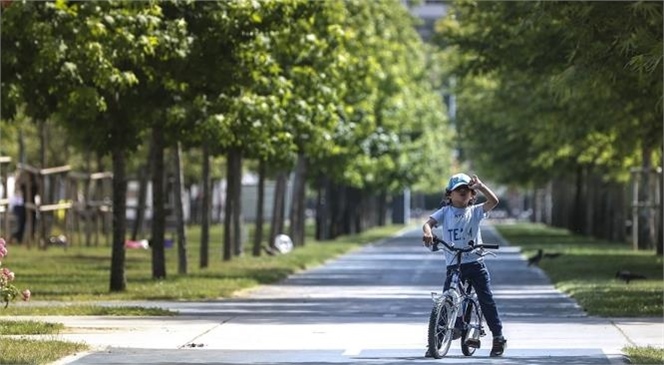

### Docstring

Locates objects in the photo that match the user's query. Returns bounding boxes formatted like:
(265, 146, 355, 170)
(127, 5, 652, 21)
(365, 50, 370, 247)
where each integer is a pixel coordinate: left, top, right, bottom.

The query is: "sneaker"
(490, 336, 507, 357)
(424, 348, 433, 358)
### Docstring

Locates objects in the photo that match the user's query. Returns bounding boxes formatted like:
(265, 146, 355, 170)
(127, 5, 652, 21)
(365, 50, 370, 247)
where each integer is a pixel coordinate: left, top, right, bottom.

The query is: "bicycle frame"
(426, 237, 498, 358)
(432, 247, 481, 338)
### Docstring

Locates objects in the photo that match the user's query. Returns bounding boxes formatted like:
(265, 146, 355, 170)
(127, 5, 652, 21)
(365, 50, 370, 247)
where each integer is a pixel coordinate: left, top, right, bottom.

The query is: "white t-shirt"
(9, 194, 24, 209)
(429, 203, 487, 266)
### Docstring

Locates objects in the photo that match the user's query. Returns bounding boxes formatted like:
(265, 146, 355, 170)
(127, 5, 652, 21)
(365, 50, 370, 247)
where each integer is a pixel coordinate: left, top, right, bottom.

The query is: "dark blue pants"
(443, 261, 503, 337)
(12, 205, 26, 243)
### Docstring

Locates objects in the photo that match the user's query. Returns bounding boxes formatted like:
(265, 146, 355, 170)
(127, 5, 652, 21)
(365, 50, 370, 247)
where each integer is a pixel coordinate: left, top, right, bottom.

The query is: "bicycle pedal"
(464, 337, 481, 348)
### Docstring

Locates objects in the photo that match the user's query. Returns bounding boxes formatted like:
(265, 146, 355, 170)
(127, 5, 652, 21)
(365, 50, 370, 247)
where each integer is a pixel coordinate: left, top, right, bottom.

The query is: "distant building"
(403, 0, 447, 42)
(403, 0, 454, 124)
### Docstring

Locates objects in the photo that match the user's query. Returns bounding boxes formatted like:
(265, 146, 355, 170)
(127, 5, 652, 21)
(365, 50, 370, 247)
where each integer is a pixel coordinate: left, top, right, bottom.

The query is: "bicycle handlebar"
(430, 236, 499, 252)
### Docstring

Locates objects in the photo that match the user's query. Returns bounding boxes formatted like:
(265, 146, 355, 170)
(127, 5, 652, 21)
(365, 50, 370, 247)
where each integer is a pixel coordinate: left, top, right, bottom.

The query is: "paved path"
(13, 224, 662, 364)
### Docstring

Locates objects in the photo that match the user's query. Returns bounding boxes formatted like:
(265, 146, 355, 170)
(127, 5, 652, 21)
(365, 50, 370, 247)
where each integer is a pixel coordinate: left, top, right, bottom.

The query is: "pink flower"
(2, 267, 14, 281)
(0, 236, 29, 306)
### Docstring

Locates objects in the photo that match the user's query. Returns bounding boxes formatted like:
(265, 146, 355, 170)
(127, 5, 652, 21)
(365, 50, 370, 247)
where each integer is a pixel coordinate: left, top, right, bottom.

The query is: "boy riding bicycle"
(422, 173, 507, 357)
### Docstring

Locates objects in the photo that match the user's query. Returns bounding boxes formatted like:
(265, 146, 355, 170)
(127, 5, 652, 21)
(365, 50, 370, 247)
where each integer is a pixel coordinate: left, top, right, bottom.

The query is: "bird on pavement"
(527, 249, 543, 266)
(615, 270, 647, 284)
(262, 245, 278, 256)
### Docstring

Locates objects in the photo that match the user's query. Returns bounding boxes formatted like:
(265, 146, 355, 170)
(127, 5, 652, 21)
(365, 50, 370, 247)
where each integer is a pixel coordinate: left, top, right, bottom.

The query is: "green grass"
(624, 345, 664, 364)
(1, 223, 406, 304)
(495, 222, 663, 317)
(0, 320, 64, 335)
(0, 305, 175, 316)
(0, 338, 88, 364)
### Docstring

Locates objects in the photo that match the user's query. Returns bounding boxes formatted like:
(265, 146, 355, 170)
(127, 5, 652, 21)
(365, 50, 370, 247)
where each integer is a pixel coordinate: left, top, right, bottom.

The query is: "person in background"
(9, 188, 25, 244)
(11, 170, 38, 244)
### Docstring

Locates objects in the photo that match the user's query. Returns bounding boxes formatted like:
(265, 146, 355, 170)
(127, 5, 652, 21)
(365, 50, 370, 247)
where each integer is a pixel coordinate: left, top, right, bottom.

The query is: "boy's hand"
(468, 175, 484, 190)
(422, 231, 434, 247)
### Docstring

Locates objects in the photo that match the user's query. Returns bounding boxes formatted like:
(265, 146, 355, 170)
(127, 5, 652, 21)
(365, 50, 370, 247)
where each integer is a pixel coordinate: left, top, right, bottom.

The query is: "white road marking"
(342, 347, 362, 356)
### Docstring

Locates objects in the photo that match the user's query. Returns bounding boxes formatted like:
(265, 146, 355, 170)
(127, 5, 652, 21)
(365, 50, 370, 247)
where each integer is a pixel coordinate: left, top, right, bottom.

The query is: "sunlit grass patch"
(0, 305, 176, 316)
(2, 223, 406, 309)
(0, 337, 88, 364)
(558, 281, 663, 317)
(0, 320, 63, 335)
(624, 345, 664, 364)
(495, 222, 663, 317)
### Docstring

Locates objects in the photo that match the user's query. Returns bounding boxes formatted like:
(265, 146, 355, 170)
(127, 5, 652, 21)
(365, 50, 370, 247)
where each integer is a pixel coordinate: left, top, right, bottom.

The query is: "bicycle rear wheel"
(427, 297, 454, 358)
(461, 299, 481, 356)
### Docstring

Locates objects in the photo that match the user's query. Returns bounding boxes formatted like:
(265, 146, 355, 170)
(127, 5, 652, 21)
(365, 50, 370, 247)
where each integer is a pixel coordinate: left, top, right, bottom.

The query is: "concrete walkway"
(8, 223, 663, 364)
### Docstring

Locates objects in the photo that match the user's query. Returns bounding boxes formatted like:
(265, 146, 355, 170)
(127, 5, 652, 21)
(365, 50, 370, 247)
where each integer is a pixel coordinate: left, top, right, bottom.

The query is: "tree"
(307, 0, 453, 238)
(18, 1, 191, 289)
(434, 1, 662, 248)
(179, 0, 302, 260)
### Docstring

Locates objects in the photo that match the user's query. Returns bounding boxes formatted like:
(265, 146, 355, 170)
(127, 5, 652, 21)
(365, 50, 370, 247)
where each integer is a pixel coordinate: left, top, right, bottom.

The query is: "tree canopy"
(435, 1, 662, 186)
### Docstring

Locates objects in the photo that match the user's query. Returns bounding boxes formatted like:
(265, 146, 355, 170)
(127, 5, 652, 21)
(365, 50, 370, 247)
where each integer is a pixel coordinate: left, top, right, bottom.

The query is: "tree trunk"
(173, 142, 188, 275)
(39, 120, 47, 168)
(83, 173, 93, 247)
(253, 160, 265, 257)
(637, 147, 654, 249)
(584, 169, 595, 236)
(18, 127, 26, 164)
(658, 147, 663, 255)
(357, 189, 365, 233)
(132, 142, 154, 240)
(377, 190, 387, 226)
(269, 172, 287, 248)
(151, 127, 167, 279)
(571, 165, 586, 234)
(315, 177, 330, 240)
(38, 120, 47, 247)
(223, 154, 234, 261)
(612, 181, 627, 243)
(216, 180, 223, 224)
(231, 149, 243, 257)
(550, 179, 559, 228)
(96, 152, 107, 243)
(592, 173, 606, 239)
(289, 154, 307, 247)
(556, 176, 571, 229)
(200, 144, 211, 268)
(348, 189, 358, 234)
(330, 183, 346, 239)
(109, 145, 127, 292)
(343, 187, 353, 235)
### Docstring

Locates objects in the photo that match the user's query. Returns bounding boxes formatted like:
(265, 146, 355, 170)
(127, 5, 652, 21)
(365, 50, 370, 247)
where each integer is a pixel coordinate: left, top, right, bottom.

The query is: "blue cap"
(446, 173, 471, 191)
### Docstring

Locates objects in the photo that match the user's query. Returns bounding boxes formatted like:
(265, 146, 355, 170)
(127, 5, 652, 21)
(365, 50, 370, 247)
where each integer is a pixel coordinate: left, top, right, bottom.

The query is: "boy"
(422, 173, 507, 357)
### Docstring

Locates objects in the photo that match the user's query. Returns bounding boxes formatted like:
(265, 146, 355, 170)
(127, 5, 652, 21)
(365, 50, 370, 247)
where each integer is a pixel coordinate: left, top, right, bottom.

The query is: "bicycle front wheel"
(427, 297, 454, 358)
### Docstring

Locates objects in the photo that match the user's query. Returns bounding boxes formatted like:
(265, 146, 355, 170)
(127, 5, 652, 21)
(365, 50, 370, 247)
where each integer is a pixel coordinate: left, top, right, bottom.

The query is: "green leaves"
(2, 0, 451, 194)
(309, 0, 452, 192)
(435, 1, 663, 185)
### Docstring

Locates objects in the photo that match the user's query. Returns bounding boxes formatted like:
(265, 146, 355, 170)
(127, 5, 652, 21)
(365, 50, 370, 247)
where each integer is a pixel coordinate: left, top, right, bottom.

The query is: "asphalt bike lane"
(55, 223, 637, 364)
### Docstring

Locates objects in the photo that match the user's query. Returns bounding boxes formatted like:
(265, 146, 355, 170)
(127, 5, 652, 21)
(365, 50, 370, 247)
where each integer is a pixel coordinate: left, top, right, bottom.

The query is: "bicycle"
(426, 236, 499, 359)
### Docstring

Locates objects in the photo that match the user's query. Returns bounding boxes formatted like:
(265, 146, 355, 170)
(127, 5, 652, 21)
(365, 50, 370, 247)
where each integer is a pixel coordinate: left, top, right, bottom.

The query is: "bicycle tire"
(461, 299, 481, 356)
(427, 297, 454, 358)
